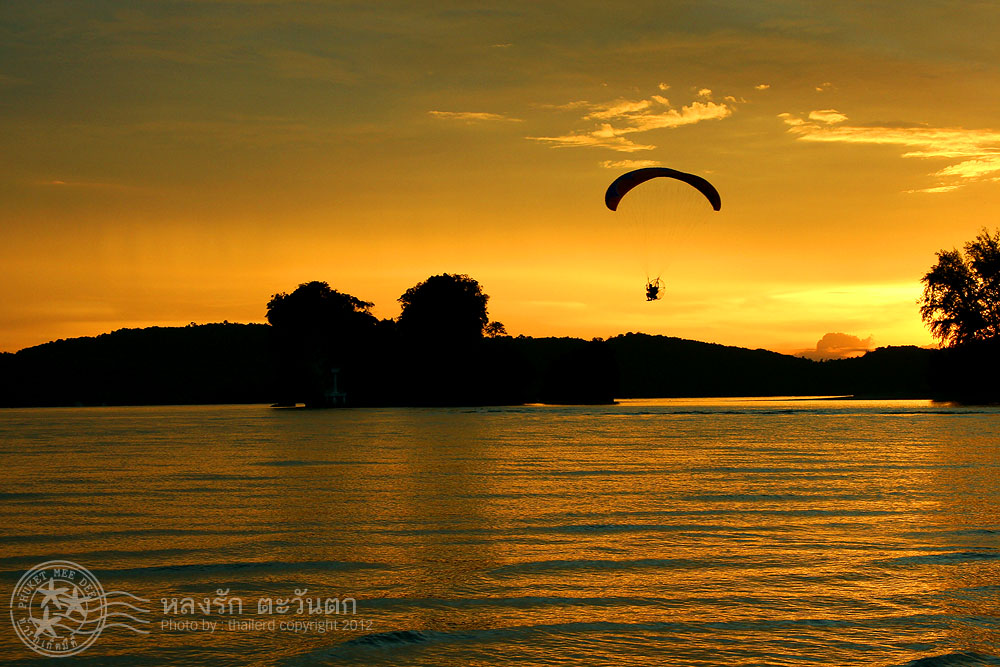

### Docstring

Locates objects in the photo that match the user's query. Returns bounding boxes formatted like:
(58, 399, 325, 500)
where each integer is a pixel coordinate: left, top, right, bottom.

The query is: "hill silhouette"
(0, 324, 275, 407)
(0, 325, 948, 408)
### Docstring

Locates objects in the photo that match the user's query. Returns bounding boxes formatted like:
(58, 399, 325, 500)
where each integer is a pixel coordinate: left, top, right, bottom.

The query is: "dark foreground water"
(1, 399, 999, 666)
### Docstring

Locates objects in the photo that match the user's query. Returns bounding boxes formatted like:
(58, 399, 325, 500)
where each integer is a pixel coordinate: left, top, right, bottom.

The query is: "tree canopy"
(397, 273, 491, 343)
(920, 228, 1000, 347)
(266, 281, 376, 335)
(265, 281, 378, 406)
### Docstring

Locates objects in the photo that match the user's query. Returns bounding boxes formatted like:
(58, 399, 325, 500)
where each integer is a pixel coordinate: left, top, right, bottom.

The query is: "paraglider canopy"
(605, 167, 721, 212)
(604, 167, 721, 302)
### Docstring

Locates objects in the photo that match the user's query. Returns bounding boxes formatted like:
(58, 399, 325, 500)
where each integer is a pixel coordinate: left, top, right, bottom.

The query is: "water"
(1, 399, 999, 666)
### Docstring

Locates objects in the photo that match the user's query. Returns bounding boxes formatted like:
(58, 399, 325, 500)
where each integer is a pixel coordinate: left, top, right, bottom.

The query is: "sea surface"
(1, 399, 999, 666)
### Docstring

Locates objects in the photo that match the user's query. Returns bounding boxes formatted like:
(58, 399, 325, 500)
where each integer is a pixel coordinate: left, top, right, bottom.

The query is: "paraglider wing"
(605, 167, 721, 212)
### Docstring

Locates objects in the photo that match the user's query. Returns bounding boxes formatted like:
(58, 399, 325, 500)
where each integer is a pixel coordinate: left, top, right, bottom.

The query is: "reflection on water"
(1, 399, 999, 665)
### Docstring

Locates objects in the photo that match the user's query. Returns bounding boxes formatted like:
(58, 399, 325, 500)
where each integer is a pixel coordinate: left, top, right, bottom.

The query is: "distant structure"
(321, 367, 347, 407)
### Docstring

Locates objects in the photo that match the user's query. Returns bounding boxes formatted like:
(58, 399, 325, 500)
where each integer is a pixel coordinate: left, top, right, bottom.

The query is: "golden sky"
(4, 2, 1000, 355)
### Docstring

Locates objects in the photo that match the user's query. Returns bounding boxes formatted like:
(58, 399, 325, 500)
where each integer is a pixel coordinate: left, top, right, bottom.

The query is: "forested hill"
(606, 333, 935, 398)
(0, 324, 945, 407)
(0, 324, 275, 407)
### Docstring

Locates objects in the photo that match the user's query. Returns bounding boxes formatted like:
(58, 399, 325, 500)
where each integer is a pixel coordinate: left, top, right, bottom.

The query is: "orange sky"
(4, 2, 1000, 356)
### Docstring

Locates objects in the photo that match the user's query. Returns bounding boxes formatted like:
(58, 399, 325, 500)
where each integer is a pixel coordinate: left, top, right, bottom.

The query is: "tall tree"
(267, 281, 376, 345)
(920, 228, 1000, 346)
(266, 281, 377, 405)
(395, 274, 507, 405)
(397, 273, 490, 344)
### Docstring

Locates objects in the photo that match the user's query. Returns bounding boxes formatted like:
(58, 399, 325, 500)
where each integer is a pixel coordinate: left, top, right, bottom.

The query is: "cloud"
(585, 99, 652, 120)
(628, 101, 732, 131)
(533, 100, 593, 111)
(530, 88, 733, 153)
(600, 159, 662, 169)
(935, 158, 1000, 178)
(797, 332, 874, 360)
(755, 84, 770, 91)
(697, 88, 712, 98)
(29, 179, 135, 191)
(779, 109, 1000, 191)
(906, 185, 962, 194)
(428, 110, 521, 122)
(777, 112, 804, 127)
(815, 81, 834, 92)
(529, 125, 655, 152)
(658, 83, 670, 91)
(808, 109, 847, 124)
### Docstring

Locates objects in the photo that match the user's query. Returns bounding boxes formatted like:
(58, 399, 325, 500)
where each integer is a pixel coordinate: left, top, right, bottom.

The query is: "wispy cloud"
(906, 185, 961, 194)
(585, 99, 652, 120)
(29, 178, 135, 191)
(600, 159, 662, 169)
(428, 110, 521, 122)
(529, 88, 734, 153)
(807, 109, 847, 124)
(530, 125, 656, 152)
(780, 109, 1000, 192)
(754, 83, 770, 91)
(629, 101, 731, 131)
(533, 100, 592, 111)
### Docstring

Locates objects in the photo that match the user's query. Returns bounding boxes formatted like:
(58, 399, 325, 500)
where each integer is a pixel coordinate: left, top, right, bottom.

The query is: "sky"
(4, 1, 1000, 356)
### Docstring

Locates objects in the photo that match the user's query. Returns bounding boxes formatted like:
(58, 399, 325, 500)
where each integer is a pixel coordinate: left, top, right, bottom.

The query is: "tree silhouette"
(920, 228, 1000, 346)
(484, 321, 508, 338)
(397, 273, 490, 343)
(267, 281, 375, 334)
(266, 281, 377, 405)
(393, 274, 501, 405)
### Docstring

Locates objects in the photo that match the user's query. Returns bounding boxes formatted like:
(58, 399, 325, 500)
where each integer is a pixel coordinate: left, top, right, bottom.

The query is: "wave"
(884, 551, 1000, 566)
(90, 559, 388, 579)
(891, 652, 1000, 666)
(170, 472, 278, 481)
(288, 615, 953, 663)
(533, 522, 728, 534)
(1, 526, 259, 546)
(488, 556, 783, 575)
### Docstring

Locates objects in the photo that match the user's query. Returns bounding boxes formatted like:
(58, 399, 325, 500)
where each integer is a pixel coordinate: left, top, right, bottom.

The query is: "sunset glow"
(5, 3, 1000, 354)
